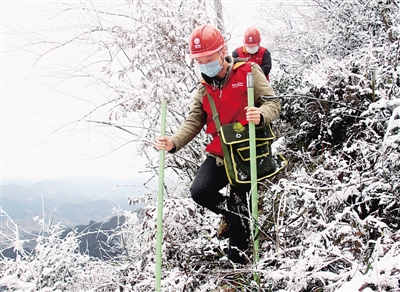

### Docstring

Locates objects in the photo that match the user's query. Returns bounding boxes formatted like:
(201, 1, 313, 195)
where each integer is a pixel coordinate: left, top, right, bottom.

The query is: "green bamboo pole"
(247, 72, 260, 284)
(155, 99, 167, 292)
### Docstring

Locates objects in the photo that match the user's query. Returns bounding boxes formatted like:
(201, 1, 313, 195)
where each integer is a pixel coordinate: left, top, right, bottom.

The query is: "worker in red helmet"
(156, 24, 280, 264)
(232, 27, 272, 81)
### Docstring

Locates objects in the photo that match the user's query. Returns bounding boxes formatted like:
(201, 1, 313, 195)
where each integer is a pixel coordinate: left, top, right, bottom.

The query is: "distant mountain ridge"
(1, 178, 148, 230)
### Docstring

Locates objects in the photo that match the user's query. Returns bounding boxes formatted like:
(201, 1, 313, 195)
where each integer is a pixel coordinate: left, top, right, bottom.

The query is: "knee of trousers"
(190, 187, 207, 206)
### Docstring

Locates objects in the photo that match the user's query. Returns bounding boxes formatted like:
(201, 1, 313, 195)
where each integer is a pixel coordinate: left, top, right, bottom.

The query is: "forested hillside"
(1, 1, 399, 291)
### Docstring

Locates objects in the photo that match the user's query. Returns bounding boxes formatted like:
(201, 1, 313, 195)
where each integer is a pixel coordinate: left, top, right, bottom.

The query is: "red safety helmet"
(243, 27, 261, 47)
(189, 24, 225, 59)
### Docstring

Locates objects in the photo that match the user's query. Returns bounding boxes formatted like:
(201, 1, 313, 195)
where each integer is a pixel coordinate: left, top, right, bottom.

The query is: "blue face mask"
(198, 59, 223, 77)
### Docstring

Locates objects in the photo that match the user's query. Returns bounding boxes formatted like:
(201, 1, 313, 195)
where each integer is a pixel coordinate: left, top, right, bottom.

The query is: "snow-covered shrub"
(0, 210, 114, 291)
(2, 0, 400, 291)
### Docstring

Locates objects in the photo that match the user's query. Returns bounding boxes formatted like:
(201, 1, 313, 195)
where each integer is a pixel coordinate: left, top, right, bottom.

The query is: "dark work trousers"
(190, 156, 251, 263)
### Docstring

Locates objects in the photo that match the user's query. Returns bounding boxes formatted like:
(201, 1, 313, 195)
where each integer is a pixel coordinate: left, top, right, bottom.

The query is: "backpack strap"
(206, 92, 222, 134)
(206, 92, 236, 179)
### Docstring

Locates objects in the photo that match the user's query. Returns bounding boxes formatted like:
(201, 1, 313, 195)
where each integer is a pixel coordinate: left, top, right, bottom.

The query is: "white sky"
(0, 1, 262, 183)
(1, 1, 142, 182)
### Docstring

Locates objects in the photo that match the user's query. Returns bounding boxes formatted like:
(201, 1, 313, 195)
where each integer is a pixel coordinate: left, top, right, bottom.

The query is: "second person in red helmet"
(232, 27, 272, 81)
(156, 24, 280, 264)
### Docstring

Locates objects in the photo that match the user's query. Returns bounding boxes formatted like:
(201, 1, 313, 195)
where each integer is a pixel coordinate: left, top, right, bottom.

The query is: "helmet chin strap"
(213, 53, 230, 85)
(218, 50, 224, 62)
(218, 50, 227, 71)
